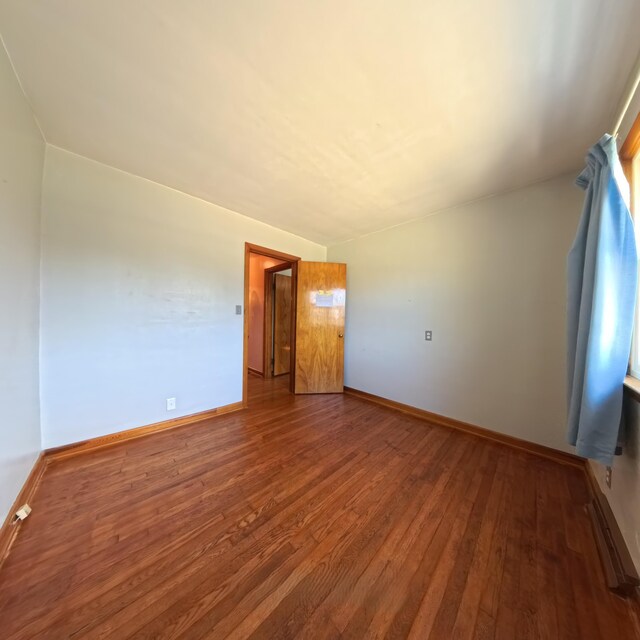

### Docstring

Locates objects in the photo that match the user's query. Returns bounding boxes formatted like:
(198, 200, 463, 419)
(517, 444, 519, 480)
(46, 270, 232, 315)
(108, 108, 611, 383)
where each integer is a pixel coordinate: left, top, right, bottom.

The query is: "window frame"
(621, 111, 640, 380)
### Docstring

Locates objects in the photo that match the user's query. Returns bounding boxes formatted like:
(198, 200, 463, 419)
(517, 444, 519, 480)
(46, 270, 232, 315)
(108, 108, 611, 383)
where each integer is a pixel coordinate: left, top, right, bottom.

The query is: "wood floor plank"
(0, 374, 637, 639)
(327, 434, 466, 637)
(427, 443, 500, 639)
(399, 443, 492, 639)
(223, 430, 448, 639)
(450, 448, 508, 639)
(310, 432, 463, 634)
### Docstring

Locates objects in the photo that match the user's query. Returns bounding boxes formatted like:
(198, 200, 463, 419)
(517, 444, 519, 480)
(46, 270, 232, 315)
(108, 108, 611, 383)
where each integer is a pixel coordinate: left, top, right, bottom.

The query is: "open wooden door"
(273, 273, 292, 375)
(294, 262, 346, 394)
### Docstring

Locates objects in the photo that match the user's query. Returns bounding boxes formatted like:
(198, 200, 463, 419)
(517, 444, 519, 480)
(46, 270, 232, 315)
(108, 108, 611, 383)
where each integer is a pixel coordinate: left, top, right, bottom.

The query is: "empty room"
(2, 2, 640, 638)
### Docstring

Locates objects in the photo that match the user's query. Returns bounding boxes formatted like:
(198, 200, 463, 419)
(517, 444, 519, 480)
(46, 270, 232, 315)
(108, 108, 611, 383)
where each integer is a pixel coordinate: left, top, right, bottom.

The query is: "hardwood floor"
(1, 376, 638, 639)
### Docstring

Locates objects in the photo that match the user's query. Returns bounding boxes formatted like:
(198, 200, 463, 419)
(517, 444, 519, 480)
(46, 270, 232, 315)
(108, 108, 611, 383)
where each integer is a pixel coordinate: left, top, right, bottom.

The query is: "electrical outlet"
(166, 397, 176, 411)
(605, 466, 612, 488)
(12, 503, 31, 524)
(425, 330, 432, 341)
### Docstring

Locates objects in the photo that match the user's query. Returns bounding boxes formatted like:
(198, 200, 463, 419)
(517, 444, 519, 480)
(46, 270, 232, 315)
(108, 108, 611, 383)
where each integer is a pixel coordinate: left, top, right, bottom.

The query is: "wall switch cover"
(167, 397, 176, 411)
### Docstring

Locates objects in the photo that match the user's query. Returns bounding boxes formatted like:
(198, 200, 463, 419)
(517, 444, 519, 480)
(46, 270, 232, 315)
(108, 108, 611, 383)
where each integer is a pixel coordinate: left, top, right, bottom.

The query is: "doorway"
(264, 265, 293, 379)
(243, 243, 300, 406)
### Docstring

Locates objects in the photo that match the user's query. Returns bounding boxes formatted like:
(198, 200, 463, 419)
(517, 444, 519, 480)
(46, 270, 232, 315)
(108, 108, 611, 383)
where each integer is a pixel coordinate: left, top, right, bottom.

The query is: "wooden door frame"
(243, 243, 300, 406)
(263, 263, 294, 379)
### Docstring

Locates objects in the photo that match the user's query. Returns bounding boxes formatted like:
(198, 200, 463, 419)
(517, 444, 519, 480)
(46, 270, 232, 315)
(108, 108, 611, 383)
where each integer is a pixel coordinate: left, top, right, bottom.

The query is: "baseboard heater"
(587, 486, 640, 596)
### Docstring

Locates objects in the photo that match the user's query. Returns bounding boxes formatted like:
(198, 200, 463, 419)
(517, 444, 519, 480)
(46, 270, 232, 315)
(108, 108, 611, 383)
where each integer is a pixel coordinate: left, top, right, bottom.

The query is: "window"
(622, 112, 640, 378)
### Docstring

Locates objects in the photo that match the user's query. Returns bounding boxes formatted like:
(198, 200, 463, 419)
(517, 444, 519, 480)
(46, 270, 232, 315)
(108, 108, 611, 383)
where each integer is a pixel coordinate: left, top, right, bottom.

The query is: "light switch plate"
(167, 397, 176, 411)
(235, 305, 242, 315)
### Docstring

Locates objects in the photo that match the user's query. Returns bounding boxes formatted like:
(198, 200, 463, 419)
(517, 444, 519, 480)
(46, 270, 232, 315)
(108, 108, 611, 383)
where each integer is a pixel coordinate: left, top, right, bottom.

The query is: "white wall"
(328, 173, 582, 452)
(40, 146, 325, 448)
(0, 41, 44, 518)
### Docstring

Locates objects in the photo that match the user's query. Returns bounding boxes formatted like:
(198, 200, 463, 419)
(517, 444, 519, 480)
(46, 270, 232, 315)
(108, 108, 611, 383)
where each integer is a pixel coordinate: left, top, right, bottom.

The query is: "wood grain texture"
(621, 109, 640, 216)
(1, 375, 638, 639)
(620, 109, 640, 162)
(294, 261, 346, 394)
(263, 270, 274, 380)
(344, 386, 585, 468)
(273, 273, 292, 376)
(263, 262, 293, 380)
(0, 453, 47, 571)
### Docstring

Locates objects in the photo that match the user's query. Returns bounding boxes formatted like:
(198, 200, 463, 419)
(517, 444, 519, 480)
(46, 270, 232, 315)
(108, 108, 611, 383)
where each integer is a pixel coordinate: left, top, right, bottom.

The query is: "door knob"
(338, 333, 344, 338)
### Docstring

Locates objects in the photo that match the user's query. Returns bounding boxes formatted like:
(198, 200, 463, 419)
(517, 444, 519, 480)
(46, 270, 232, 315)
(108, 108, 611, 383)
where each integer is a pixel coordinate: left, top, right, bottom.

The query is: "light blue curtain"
(567, 134, 638, 465)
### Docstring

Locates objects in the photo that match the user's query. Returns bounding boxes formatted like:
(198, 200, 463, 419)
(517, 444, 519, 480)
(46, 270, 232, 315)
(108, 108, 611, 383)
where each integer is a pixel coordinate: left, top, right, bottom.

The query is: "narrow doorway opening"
(243, 243, 300, 406)
(263, 264, 293, 379)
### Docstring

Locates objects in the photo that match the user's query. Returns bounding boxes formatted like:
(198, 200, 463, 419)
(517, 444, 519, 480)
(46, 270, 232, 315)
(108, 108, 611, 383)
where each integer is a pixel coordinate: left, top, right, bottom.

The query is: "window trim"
(621, 110, 640, 383)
